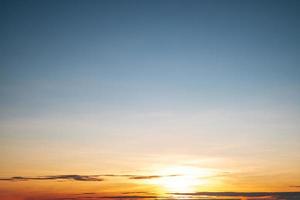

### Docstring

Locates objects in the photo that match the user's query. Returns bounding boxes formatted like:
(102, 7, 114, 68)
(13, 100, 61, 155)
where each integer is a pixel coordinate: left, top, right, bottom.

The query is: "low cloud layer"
(0, 175, 104, 182)
(170, 192, 300, 199)
(24, 192, 300, 200)
(0, 174, 179, 182)
(121, 192, 156, 195)
(129, 175, 179, 180)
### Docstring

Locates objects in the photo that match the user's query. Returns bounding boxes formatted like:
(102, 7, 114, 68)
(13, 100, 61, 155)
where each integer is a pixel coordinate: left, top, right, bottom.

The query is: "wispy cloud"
(121, 192, 156, 195)
(170, 192, 300, 198)
(74, 193, 97, 195)
(99, 174, 180, 180)
(129, 174, 179, 180)
(0, 175, 103, 182)
(88, 196, 158, 199)
(99, 174, 133, 177)
(0, 174, 179, 182)
(15, 192, 300, 200)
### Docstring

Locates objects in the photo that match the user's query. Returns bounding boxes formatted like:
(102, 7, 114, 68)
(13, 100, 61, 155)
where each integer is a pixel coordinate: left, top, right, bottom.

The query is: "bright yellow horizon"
(1, 160, 300, 199)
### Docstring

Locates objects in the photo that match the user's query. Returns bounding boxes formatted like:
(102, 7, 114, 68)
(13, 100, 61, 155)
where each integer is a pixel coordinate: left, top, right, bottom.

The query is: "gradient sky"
(0, 0, 300, 199)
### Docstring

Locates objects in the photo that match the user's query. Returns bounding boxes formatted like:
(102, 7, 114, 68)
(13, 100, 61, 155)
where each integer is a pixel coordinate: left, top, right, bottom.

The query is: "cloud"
(170, 192, 269, 197)
(0, 173, 179, 182)
(19, 192, 300, 200)
(129, 175, 162, 180)
(121, 192, 156, 195)
(129, 174, 179, 180)
(170, 192, 300, 198)
(0, 175, 103, 182)
(290, 186, 300, 188)
(74, 193, 97, 195)
(91, 196, 158, 199)
(97, 174, 179, 180)
(100, 174, 133, 177)
(33, 197, 160, 200)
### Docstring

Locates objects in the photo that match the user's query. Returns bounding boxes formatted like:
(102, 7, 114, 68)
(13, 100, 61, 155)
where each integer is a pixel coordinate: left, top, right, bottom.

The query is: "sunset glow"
(146, 166, 212, 193)
(1, 0, 300, 200)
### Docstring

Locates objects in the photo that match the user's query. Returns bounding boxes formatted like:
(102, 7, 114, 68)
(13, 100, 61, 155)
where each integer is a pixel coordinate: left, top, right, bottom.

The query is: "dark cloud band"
(0, 174, 179, 182)
(0, 175, 103, 182)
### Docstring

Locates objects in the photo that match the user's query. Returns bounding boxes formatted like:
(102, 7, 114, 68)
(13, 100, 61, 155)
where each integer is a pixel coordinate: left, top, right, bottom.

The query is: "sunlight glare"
(147, 166, 213, 193)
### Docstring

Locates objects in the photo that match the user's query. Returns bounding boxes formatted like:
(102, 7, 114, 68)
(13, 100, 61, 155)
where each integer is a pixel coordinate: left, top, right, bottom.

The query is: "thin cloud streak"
(129, 175, 179, 180)
(121, 192, 156, 195)
(0, 174, 180, 182)
(170, 192, 300, 198)
(24, 193, 300, 200)
(0, 175, 104, 182)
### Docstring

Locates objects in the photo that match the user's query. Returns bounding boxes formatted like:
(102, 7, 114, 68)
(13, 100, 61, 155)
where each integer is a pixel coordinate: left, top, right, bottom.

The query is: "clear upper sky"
(0, 0, 300, 197)
(1, 0, 299, 117)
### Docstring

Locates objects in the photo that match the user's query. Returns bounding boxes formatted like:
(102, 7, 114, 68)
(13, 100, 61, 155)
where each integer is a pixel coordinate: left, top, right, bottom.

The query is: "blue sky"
(1, 0, 299, 119)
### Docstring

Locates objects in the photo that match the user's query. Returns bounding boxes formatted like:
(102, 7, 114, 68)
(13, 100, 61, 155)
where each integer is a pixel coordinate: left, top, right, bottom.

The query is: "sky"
(0, 0, 300, 199)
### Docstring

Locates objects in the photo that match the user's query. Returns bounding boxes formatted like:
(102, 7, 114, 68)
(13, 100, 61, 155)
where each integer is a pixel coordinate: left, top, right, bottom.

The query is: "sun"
(158, 174, 198, 193)
(145, 166, 212, 193)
